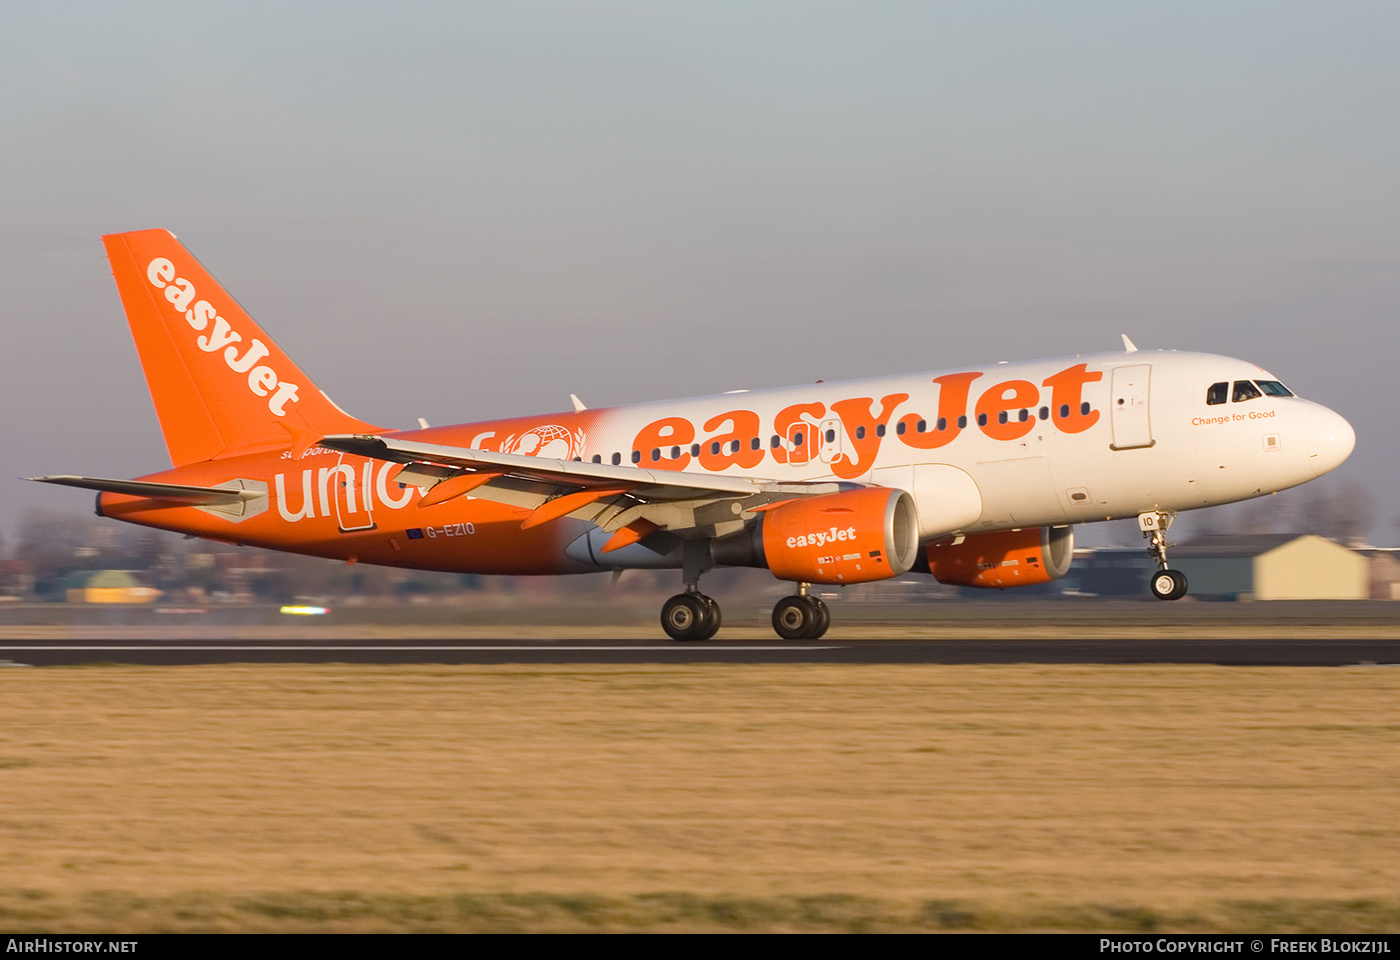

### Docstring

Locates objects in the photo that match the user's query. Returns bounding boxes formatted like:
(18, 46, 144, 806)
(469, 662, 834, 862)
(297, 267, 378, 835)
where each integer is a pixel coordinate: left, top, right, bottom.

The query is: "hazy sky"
(3, 2, 1397, 544)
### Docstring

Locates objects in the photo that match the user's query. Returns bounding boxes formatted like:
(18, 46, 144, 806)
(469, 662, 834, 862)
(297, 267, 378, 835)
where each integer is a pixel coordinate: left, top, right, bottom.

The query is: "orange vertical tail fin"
(103, 229, 379, 465)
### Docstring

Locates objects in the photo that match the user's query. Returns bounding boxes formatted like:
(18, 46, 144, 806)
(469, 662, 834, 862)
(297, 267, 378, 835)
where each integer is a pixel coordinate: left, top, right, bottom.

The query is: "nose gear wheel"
(1150, 568, 1188, 601)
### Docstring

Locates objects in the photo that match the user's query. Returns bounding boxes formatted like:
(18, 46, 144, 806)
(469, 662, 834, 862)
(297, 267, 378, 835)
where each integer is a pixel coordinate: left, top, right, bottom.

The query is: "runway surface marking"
(0, 644, 838, 652)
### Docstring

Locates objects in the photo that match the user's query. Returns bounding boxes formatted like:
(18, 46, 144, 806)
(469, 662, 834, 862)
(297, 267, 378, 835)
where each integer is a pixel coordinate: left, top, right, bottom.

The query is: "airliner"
(32, 230, 1356, 640)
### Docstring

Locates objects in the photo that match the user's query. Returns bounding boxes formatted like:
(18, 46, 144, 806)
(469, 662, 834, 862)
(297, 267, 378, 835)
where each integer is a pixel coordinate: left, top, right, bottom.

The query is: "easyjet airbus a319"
(33, 230, 1356, 639)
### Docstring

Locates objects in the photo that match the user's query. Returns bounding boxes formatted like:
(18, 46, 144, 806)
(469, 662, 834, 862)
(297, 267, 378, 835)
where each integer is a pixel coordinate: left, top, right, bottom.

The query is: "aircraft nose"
(1308, 405, 1355, 478)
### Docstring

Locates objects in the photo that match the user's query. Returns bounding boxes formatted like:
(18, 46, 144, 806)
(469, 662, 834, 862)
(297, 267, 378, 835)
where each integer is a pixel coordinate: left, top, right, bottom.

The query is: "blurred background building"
(1, 500, 1395, 608)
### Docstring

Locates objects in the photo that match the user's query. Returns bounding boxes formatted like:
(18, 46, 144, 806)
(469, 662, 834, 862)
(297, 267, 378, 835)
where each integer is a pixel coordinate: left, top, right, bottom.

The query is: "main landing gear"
(658, 557, 831, 641)
(660, 541, 722, 642)
(1140, 510, 1188, 601)
(659, 587, 832, 642)
(660, 590, 721, 642)
(772, 585, 830, 640)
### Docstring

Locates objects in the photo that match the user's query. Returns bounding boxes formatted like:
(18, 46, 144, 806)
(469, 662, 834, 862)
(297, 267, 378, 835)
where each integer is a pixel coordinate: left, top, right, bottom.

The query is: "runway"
(3, 636, 1399, 666)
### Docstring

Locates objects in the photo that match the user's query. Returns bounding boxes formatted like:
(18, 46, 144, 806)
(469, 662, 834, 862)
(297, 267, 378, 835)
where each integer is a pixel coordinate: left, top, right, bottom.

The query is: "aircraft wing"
(320, 434, 853, 545)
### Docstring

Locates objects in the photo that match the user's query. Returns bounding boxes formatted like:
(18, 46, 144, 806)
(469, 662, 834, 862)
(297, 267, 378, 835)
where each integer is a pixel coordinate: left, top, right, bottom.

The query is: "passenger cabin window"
(1233, 380, 1263, 402)
(1256, 380, 1294, 397)
(1206, 382, 1228, 405)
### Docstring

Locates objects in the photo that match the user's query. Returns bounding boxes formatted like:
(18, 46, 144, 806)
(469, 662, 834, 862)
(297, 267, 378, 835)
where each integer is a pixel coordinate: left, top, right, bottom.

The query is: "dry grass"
(1, 663, 1398, 931)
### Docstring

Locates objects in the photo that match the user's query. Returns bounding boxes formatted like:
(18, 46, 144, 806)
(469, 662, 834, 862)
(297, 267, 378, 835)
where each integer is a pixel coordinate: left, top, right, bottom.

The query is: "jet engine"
(712, 487, 919, 584)
(923, 526, 1074, 589)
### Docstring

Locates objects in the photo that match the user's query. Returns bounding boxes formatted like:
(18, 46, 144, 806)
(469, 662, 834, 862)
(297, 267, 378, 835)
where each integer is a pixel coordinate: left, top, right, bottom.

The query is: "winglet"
(1121, 334, 1138, 353)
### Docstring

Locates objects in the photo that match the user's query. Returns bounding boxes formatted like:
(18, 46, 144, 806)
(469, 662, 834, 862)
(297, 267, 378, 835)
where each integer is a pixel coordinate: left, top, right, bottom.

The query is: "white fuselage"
(540, 349, 1354, 541)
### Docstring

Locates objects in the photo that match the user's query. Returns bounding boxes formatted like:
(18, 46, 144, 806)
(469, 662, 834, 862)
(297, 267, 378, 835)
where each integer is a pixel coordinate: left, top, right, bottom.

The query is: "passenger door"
(1109, 364, 1153, 450)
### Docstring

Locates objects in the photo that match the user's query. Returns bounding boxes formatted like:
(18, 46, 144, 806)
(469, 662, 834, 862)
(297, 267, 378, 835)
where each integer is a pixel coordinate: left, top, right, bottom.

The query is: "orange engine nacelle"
(755, 487, 919, 585)
(924, 526, 1074, 589)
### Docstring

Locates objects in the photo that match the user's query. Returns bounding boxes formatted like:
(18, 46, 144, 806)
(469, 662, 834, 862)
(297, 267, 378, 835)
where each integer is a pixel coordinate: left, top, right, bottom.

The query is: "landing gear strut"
(660, 541, 721, 642)
(1140, 511, 1188, 601)
(772, 584, 830, 640)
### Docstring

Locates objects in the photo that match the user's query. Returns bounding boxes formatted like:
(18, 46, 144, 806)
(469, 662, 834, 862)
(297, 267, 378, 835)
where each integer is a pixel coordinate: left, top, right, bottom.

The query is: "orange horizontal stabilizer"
(600, 518, 659, 553)
(27, 475, 260, 505)
(521, 486, 633, 530)
(417, 471, 504, 509)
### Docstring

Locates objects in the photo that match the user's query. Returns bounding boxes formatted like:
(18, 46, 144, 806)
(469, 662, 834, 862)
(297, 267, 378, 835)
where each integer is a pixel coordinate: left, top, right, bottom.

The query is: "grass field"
(1, 662, 1398, 931)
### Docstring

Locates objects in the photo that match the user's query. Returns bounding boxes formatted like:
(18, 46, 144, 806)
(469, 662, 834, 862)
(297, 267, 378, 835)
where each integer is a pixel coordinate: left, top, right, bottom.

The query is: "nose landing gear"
(1140, 510, 1188, 600)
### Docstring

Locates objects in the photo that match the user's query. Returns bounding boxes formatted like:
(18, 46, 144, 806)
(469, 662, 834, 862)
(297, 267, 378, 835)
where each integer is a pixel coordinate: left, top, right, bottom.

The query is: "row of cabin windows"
(586, 402, 1095, 464)
(1206, 379, 1295, 406)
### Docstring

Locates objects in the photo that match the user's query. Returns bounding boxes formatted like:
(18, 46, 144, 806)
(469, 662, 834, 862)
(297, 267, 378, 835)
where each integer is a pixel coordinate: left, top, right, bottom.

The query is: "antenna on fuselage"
(1121, 334, 1139, 353)
(570, 394, 587, 412)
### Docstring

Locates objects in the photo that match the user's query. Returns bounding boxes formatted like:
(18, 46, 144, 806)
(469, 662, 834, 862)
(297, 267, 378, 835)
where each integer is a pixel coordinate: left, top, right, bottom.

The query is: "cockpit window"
(1255, 380, 1294, 397)
(1232, 380, 1263, 402)
(1206, 382, 1228, 405)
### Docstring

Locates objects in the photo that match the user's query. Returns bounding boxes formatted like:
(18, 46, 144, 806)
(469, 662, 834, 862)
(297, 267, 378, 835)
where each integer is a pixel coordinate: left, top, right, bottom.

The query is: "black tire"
(661, 594, 710, 641)
(1168, 569, 1189, 601)
(1149, 569, 1188, 601)
(698, 594, 722, 641)
(809, 596, 830, 640)
(772, 595, 820, 640)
